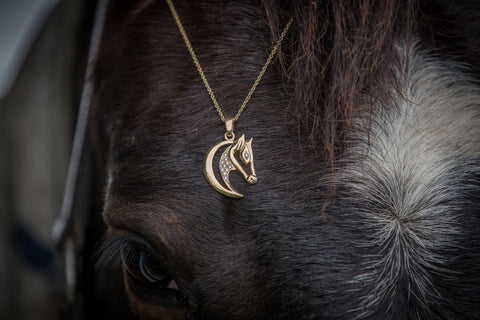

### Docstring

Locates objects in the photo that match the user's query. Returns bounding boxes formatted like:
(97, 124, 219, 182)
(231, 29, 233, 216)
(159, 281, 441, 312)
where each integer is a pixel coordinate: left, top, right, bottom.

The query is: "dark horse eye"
(122, 246, 179, 291)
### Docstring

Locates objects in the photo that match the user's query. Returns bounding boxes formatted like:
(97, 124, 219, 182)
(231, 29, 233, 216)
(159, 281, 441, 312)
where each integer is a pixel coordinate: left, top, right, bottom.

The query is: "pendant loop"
(225, 119, 235, 141)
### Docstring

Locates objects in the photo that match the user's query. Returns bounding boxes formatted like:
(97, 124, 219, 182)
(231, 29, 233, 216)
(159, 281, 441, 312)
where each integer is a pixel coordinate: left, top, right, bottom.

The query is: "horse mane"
(93, 0, 417, 167)
(262, 0, 415, 163)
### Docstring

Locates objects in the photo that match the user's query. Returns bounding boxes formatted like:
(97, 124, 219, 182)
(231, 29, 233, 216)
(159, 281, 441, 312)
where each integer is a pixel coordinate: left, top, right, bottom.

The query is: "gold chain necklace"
(167, 0, 293, 198)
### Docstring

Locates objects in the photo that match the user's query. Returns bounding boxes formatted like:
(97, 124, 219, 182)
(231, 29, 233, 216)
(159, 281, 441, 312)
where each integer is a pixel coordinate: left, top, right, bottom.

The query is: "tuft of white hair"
(342, 41, 480, 318)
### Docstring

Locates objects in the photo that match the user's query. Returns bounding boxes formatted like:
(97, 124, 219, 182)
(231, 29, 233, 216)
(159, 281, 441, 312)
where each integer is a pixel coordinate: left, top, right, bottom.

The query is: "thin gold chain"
(166, 0, 293, 123)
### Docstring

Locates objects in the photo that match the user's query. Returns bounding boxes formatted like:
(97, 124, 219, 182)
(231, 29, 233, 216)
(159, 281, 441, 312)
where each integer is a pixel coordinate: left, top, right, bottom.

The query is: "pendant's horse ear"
(235, 134, 246, 150)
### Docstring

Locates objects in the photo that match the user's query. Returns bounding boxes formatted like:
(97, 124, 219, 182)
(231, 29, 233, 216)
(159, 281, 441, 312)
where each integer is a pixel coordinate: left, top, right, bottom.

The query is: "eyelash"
(96, 234, 180, 293)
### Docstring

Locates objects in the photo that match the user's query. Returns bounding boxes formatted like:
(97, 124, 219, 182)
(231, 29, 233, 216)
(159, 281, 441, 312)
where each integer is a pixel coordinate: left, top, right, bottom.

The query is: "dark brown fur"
(94, 0, 419, 163)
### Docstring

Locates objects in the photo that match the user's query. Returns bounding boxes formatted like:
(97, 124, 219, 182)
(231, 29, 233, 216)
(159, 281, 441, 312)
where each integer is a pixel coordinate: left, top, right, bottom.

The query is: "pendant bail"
(225, 119, 235, 141)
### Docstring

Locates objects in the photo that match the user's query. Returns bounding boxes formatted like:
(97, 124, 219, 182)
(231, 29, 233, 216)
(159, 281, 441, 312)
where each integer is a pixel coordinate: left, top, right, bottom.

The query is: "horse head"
(229, 135, 257, 185)
(75, 1, 480, 319)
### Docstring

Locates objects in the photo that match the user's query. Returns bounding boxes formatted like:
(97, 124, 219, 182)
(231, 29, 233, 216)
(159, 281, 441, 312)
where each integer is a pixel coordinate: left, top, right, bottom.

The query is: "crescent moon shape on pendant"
(203, 140, 244, 198)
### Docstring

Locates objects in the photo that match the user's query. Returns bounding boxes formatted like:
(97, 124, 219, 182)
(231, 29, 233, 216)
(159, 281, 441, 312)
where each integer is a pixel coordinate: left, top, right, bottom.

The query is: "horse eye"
(122, 246, 179, 291)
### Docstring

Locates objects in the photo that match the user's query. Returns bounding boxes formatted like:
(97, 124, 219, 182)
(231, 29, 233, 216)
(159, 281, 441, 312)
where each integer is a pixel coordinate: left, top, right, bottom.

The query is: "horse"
(53, 0, 480, 319)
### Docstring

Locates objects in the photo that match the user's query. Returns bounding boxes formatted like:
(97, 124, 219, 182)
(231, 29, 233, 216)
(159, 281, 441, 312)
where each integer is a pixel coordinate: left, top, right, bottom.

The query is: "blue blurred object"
(0, 0, 59, 99)
(13, 222, 55, 279)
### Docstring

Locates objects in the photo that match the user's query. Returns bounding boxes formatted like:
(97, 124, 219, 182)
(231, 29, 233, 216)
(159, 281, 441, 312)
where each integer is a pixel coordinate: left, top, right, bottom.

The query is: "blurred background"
(0, 0, 92, 318)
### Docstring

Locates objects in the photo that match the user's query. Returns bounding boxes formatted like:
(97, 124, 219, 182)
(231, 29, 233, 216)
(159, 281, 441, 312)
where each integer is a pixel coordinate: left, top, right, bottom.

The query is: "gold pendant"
(203, 120, 257, 198)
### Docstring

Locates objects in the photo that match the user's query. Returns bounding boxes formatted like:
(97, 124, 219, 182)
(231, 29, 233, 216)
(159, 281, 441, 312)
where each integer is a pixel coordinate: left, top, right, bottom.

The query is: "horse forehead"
(96, 0, 274, 129)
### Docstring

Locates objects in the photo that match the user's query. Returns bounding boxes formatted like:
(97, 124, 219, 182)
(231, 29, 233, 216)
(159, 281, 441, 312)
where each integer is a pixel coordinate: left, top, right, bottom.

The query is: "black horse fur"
(79, 0, 480, 319)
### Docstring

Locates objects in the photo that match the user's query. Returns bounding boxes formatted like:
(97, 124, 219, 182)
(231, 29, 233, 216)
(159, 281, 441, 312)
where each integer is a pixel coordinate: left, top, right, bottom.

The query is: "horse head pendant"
(203, 133, 257, 198)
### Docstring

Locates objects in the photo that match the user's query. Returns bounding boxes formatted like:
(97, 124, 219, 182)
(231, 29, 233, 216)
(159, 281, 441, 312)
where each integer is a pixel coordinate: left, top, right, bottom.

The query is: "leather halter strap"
(52, 0, 108, 310)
